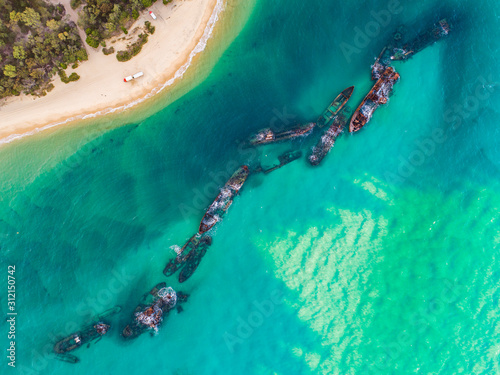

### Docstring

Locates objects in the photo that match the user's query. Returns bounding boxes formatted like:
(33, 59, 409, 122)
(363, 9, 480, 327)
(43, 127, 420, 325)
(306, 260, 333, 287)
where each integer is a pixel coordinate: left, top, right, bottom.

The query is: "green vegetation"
(0, 0, 88, 98)
(116, 33, 148, 62)
(70, 0, 82, 10)
(0, 0, 172, 99)
(144, 20, 155, 34)
(78, 0, 160, 47)
(115, 19, 157, 62)
(58, 69, 80, 83)
(102, 46, 115, 55)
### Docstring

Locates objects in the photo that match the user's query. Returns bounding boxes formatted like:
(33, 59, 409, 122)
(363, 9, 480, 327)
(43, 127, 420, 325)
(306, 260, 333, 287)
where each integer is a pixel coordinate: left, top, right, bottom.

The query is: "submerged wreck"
(178, 237, 211, 283)
(255, 150, 303, 174)
(391, 19, 450, 61)
(309, 114, 348, 166)
(349, 67, 400, 133)
(317, 86, 354, 128)
(54, 306, 121, 363)
(163, 235, 212, 277)
(199, 165, 250, 234)
(248, 123, 315, 146)
(372, 19, 451, 80)
(163, 234, 212, 283)
(122, 283, 184, 339)
(264, 150, 302, 174)
(371, 46, 389, 81)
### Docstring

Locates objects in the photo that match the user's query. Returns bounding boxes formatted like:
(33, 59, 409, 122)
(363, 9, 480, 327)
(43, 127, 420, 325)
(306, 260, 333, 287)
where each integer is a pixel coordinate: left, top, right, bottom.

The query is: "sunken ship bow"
(199, 165, 250, 234)
(349, 66, 400, 133)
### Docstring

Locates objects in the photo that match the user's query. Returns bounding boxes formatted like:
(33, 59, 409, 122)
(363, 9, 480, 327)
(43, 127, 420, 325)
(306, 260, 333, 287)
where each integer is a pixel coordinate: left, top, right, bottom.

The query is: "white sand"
(0, 0, 219, 142)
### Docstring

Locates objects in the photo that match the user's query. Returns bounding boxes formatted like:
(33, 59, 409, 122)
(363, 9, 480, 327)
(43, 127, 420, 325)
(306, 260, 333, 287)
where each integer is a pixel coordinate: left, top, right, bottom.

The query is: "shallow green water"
(1, 0, 500, 374)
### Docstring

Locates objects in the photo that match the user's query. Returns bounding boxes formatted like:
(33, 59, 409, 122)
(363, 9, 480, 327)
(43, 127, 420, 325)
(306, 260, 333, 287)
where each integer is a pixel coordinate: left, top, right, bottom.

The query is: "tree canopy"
(0, 0, 88, 98)
(78, 0, 158, 48)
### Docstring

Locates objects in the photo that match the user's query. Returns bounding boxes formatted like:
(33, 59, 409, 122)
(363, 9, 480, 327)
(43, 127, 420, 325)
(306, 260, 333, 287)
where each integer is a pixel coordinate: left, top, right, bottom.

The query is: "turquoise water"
(1, 0, 500, 373)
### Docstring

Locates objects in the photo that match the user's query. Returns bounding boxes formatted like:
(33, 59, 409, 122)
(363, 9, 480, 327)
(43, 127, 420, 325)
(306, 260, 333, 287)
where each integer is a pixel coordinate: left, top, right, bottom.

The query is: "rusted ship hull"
(371, 46, 389, 80)
(309, 114, 348, 166)
(349, 67, 400, 133)
(199, 166, 250, 234)
(53, 306, 120, 363)
(122, 283, 178, 340)
(317, 86, 354, 128)
(163, 235, 212, 277)
(162, 235, 211, 281)
(249, 123, 315, 146)
(178, 240, 210, 283)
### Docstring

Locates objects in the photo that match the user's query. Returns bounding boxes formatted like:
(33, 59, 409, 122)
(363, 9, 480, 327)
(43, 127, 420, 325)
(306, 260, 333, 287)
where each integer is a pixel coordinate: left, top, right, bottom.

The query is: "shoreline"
(0, 0, 224, 145)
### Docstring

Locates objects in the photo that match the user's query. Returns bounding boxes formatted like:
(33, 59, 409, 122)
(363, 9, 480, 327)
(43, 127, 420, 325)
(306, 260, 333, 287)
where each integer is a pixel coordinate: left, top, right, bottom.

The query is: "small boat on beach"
(248, 123, 315, 146)
(316, 86, 354, 128)
(199, 165, 250, 234)
(309, 114, 348, 166)
(391, 19, 450, 61)
(349, 66, 400, 133)
(53, 306, 121, 363)
(122, 283, 179, 339)
(163, 234, 212, 278)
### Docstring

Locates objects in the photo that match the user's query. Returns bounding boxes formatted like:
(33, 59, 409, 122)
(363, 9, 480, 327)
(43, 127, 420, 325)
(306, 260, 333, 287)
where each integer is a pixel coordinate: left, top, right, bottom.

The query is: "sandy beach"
(0, 0, 221, 142)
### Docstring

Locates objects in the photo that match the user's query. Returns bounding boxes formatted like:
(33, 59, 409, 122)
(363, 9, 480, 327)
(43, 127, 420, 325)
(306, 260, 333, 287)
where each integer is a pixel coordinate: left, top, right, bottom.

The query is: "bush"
(68, 72, 80, 82)
(103, 46, 115, 55)
(58, 70, 80, 83)
(116, 33, 148, 62)
(86, 35, 100, 48)
(141, 0, 153, 7)
(144, 21, 155, 34)
(116, 50, 131, 62)
(121, 26, 128, 34)
(132, 9, 139, 20)
(101, 40, 106, 47)
(60, 62, 67, 69)
(163, 0, 172, 4)
(70, 0, 81, 9)
(71, 63, 78, 69)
